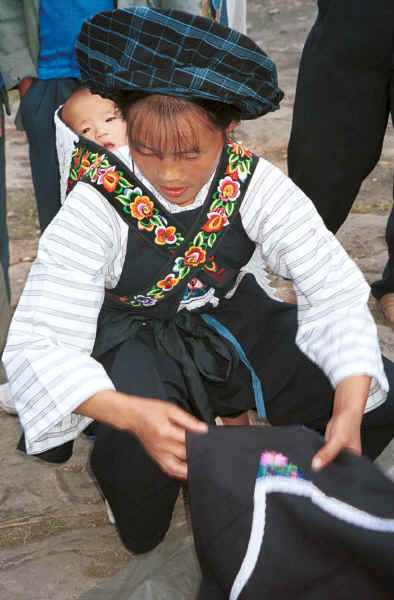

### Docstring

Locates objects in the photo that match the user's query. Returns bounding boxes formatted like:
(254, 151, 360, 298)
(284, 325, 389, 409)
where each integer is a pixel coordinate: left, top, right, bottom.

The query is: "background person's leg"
(371, 62, 394, 309)
(20, 78, 80, 232)
(288, 0, 392, 233)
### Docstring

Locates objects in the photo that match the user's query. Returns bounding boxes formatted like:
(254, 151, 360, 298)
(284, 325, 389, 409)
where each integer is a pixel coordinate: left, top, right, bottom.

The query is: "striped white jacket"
(3, 147, 388, 454)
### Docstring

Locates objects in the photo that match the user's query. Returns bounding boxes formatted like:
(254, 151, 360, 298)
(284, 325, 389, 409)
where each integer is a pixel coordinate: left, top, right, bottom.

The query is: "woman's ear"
(225, 120, 239, 140)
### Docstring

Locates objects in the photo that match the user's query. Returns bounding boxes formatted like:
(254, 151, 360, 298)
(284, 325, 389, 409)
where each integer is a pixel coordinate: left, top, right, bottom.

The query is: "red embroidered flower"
(73, 146, 83, 166)
(102, 170, 120, 193)
(155, 225, 177, 245)
(157, 274, 179, 290)
(188, 278, 204, 290)
(218, 176, 240, 202)
(130, 196, 154, 220)
(202, 210, 229, 232)
(184, 246, 206, 267)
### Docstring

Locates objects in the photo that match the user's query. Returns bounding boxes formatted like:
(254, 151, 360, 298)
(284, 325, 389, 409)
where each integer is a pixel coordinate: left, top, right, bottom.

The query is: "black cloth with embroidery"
(187, 426, 394, 599)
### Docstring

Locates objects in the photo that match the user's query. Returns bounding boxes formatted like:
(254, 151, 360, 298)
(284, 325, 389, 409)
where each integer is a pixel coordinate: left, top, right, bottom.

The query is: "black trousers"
(288, 0, 394, 298)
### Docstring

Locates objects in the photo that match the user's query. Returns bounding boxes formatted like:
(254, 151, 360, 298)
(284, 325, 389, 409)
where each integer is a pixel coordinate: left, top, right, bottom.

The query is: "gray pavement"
(1, 1, 394, 598)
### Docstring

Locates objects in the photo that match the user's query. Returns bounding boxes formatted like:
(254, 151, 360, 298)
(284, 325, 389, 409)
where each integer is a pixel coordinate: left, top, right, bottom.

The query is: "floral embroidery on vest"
(71, 140, 256, 308)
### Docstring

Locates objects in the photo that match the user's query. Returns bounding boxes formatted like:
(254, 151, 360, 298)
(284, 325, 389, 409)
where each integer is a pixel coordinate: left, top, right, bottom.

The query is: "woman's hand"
(129, 397, 208, 479)
(311, 375, 370, 471)
(75, 390, 208, 479)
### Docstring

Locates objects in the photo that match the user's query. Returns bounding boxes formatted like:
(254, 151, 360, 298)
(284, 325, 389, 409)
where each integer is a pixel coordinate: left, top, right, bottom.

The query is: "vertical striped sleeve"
(240, 159, 388, 411)
(3, 183, 127, 453)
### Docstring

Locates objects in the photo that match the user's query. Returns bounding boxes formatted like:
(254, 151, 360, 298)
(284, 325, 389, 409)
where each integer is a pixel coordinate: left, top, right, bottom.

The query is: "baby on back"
(61, 87, 128, 151)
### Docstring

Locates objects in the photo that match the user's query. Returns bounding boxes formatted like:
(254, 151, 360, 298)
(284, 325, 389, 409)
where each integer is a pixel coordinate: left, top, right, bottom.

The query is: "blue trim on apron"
(202, 313, 266, 418)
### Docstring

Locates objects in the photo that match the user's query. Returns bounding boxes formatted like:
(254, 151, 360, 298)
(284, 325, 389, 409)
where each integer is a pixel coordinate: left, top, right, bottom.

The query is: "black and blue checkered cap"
(76, 7, 284, 120)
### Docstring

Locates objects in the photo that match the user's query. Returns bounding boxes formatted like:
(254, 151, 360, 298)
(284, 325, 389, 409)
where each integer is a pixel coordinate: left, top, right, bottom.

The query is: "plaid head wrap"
(75, 7, 283, 120)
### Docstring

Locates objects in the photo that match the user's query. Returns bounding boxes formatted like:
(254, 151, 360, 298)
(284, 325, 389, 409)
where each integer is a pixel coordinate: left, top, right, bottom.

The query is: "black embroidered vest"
(68, 138, 258, 320)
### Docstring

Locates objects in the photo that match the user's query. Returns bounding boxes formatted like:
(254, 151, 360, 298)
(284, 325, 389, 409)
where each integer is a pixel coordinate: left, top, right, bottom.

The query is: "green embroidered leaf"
(151, 215, 164, 227)
(229, 153, 239, 169)
(119, 176, 131, 187)
(178, 266, 191, 279)
(193, 231, 205, 247)
(207, 233, 217, 248)
(238, 161, 251, 177)
(147, 287, 161, 297)
(226, 202, 235, 216)
(210, 197, 222, 210)
(139, 218, 152, 229)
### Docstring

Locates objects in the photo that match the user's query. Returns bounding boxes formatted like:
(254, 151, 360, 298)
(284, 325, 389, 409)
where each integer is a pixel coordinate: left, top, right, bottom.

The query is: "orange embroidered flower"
(157, 274, 179, 290)
(202, 211, 228, 232)
(102, 170, 120, 193)
(184, 246, 206, 267)
(155, 225, 177, 245)
(130, 196, 154, 220)
(218, 176, 240, 202)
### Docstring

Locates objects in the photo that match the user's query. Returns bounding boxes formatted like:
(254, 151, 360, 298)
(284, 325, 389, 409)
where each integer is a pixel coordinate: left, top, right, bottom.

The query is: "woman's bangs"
(127, 96, 211, 157)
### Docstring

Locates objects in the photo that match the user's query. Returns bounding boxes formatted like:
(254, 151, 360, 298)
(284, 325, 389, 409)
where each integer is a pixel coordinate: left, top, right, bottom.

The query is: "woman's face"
(129, 112, 235, 207)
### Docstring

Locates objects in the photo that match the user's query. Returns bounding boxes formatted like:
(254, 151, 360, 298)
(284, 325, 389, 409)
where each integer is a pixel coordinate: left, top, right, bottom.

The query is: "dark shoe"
(17, 433, 74, 464)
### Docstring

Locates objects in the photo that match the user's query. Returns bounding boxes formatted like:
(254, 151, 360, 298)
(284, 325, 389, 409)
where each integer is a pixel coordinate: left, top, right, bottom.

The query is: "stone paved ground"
(1, 1, 393, 598)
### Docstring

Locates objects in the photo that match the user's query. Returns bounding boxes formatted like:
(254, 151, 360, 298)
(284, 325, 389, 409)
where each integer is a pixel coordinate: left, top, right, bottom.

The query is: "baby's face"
(63, 91, 128, 152)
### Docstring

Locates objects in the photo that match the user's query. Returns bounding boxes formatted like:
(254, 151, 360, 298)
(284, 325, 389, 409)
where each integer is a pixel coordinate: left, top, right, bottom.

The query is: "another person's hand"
(311, 375, 370, 470)
(18, 77, 33, 98)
